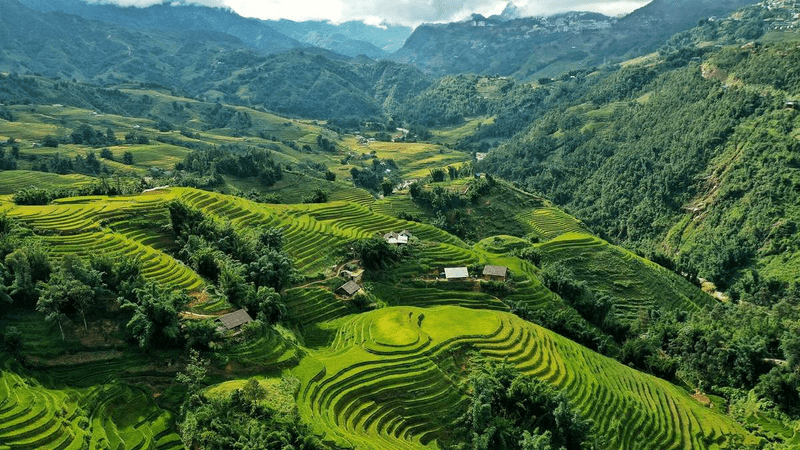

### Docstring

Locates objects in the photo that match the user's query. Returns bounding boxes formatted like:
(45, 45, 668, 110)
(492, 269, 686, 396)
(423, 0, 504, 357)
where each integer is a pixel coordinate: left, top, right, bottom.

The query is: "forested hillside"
(391, 0, 752, 79)
(478, 1, 800, 304)
(0, 0, 431, 121)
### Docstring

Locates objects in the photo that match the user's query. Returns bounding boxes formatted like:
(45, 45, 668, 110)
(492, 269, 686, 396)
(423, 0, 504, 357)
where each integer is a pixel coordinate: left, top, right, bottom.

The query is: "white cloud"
(83, 0, 652, 27)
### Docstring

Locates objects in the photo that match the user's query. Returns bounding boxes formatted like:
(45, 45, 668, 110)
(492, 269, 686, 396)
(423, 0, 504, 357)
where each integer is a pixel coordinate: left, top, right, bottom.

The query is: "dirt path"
(181, 311, 220, 319)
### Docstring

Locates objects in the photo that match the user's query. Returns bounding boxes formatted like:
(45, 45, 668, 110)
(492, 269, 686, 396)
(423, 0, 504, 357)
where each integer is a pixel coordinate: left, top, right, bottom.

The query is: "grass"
(293, 306, 754, 449)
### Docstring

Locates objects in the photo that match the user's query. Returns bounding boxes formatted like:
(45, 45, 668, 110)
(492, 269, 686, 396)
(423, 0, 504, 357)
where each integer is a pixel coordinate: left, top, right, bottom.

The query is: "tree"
(36, 284, 68, 340)
(38, 271, 95, 331)
(381, 180, 394, 197)
(245, 286, 285, 324)
(121, 282, 186, 350)
(5, 244, 51, 305)
(350, 236, 405, 270)
(0, 326, 22, 355)
(42, 135, 59, 148)
(248, 250, 294, 292)
(184, 319, 219, 351)
(177, 348, 208, 400)
(123, 151, 134, 165)
(218, 260, 252, 307)
(302, 189, 329, 204)
(100, 148, 114, 160)
(430, 168, 446, 182)
(256, 227, 283, 251)
(457, 359, 593, 450)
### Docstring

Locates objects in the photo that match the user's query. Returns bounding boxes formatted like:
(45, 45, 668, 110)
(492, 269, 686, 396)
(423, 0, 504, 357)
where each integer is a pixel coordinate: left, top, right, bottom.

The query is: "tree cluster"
(177, 146, 283, 187)
(168, 201, 293, 323)
(450, 358, 593, 450)
(178, 352, 323, 450)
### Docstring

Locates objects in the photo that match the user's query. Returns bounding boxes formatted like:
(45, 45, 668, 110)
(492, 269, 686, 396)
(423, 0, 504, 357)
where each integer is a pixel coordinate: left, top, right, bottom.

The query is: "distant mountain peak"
(500, 2, 522, 20)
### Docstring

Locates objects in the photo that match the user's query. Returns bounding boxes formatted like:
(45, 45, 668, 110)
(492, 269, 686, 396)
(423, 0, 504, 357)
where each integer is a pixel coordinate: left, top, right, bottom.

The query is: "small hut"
(337, 280, 362, 297)
(217, 309, 253, 332)
(483, 265, 509, 281)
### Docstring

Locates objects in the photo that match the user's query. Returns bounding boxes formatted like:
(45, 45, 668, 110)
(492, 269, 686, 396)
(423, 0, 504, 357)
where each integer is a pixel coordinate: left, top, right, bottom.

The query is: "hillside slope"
(295, 306, 752, 449)
(479, 5, 800, 299)
(391, 0, 752, 79)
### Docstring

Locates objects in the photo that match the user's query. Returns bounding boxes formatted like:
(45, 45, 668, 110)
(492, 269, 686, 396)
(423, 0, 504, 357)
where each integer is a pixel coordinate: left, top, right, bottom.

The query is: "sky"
(87, 0, 652, 27)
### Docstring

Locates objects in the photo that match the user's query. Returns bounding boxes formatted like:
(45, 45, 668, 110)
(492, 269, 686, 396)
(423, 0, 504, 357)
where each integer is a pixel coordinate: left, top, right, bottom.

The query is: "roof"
(218, 309, 253, 330)
(338, 280, 362, 296)
(444, 267, 470, 279)
(384, 231, 410, 245)
(483, 265, 508, 277)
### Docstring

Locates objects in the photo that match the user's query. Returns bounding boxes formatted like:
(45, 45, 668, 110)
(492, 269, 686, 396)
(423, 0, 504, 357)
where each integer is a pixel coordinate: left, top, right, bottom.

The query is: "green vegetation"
(2, 3, 800, 446)
(294, 306, 753, 449)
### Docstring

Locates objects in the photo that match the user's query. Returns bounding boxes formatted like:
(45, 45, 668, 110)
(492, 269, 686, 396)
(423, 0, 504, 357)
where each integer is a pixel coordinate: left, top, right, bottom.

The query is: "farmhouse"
(483, 265, 509, 281)
(216, 309, 253, 332)
(337, 280, 362, 297)
(444, 267, 470, 280)
(383, 230, 412, 245)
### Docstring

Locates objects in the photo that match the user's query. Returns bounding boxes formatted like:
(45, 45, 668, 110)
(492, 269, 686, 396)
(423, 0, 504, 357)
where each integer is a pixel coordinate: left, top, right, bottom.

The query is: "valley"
(1, 0, 800, 449)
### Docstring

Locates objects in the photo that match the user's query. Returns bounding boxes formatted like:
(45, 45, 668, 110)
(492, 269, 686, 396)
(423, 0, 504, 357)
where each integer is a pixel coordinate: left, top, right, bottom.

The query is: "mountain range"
(10, 0, 757, 80)
(392, 0, 754, 78)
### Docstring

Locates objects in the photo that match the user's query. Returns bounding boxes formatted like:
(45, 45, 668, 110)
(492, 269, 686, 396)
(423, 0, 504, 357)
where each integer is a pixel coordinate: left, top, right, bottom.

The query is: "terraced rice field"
(295, 307, 753, 450)
(284, 287, 352, 326)
(176, 189, 466, 277)
(0, 171, 94, 195)
(5, 193, 204, 292)
(517, 207, 589, 240)
(539, 233, 715, 321)
(371, 195, 426, 218)
(0, 358, 180, 450)
(221, 328, 300, 372)
(371, 282, 508, 311)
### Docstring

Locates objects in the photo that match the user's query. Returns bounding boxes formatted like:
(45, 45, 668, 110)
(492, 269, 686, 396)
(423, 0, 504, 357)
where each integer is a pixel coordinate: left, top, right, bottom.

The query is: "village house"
(444, 267, 470, 281)
(216, 309, 253, 333)
(483, 265, 509, 281)
(337, 280, 362, 297)
(383, 230, 412, 245)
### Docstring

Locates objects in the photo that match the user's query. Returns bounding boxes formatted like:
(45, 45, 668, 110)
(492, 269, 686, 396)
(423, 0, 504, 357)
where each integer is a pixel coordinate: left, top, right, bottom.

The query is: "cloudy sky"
(88, 0, 652, 27)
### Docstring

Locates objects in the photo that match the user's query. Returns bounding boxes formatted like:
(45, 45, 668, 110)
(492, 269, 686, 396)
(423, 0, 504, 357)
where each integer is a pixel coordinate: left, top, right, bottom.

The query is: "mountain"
(267, 19, 413, 58)
(477, 1, 800, 300)
(18, 0, 413, 60)
(391, 0, 753, 78)
(17, 0, 304, 55)
(0, 0, 431, 120)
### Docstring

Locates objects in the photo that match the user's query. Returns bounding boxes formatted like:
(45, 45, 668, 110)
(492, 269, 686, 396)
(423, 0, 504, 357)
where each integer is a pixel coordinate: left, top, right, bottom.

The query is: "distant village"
(466, 12, 615, 37)
(756, 0, 800, 30)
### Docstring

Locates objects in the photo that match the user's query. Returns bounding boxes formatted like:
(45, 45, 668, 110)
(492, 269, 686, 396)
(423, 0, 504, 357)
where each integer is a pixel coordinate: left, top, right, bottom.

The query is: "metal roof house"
(383, 230, 412, 245)
(337, 280, 362, 297)
(217, 309, 253, 331)
(483, 265, 509, 280)
(444, 267, 470, 280)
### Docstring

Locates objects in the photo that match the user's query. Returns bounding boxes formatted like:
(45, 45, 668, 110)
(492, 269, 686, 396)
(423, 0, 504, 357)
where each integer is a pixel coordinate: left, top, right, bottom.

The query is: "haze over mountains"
(10, 0, 754, 79)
